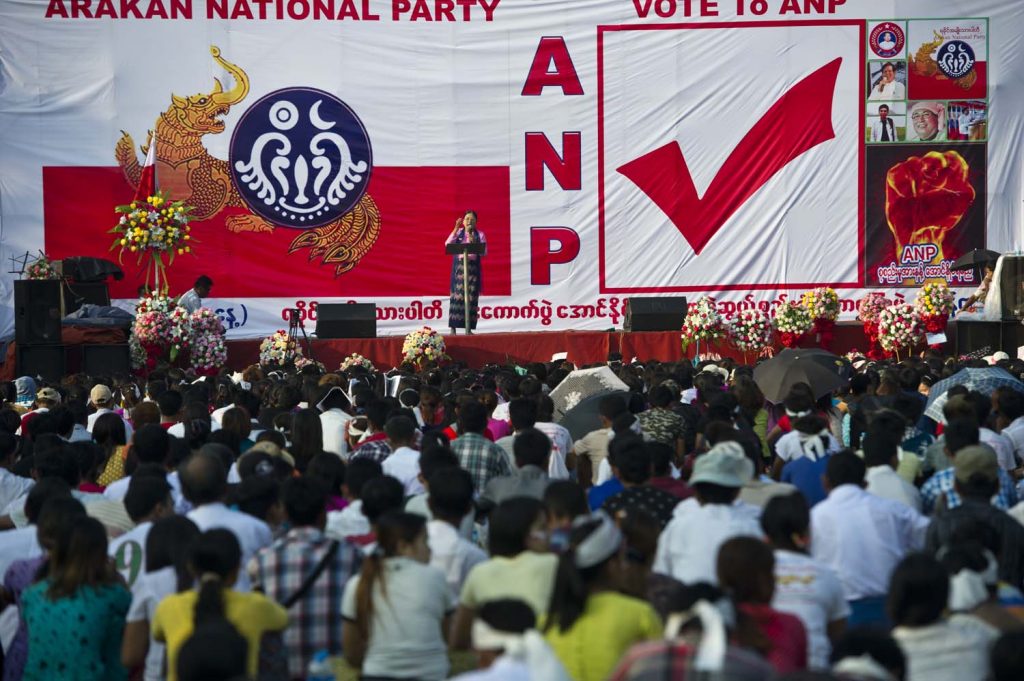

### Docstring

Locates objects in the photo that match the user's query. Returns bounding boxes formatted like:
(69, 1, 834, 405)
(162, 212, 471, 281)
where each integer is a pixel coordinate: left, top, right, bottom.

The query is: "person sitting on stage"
(177, 275, 213, 314)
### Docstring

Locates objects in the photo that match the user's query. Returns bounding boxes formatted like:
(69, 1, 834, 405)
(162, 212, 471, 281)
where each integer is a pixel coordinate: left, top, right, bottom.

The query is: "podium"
(445, 241, 486, 334)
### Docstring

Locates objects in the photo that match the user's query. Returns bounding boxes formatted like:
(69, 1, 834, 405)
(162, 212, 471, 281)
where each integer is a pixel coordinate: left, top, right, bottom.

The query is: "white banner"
(0, 0, 1021, 339)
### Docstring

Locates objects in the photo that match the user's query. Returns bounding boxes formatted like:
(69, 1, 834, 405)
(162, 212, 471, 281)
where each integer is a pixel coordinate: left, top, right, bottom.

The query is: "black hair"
(830, 628, 906, 681)
(360, 476, 406, 524)
(543, 481, 588, 522)
(365, 400, 391, 430)
(384, 415, 417, 444)
(194, 274, 214, 288)
(33, 443, 79, 487)
(145, 515, 201, 591)
(862, 422, 901, 468)
(693, 481, 740, 505)
(887, 553, 949, 627)
(25, 477, 73, 524)
(344, 457, 383, 499)
(282, 476, 328, 527)
(614, 439, 651, 485)
(36, 496, 86, 551)
(649, 385, 674, 408)
(458, 400, 489, 434)
(177, 621, 248, 681)
(945, 418, 981, 455)
(133, 424, 172, 466)
(232, 476, 280, 522)
(545, 516, 618, 633)
(157, 390, 184, 418)
(180, 452, 227, 505)
(598, 394, 628, 421)
(991, 631, 1024, 681)
(512, 427, 551, 469)
(825, 450, 866, 488)
(508, 398, 538, 431)
(478, 599, 536, 638)
(305, 452, 345, 496)
(647, 442, 674, 478)
(190, 529, 241, 626)
(761, 493, 810, 551)
(427, 466, 475, 522)
(489, 497, 545, 558)
(124, 475, 172, 523)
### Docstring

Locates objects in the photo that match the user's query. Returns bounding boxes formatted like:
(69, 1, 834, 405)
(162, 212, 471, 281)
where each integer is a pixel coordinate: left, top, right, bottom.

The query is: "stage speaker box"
(623, 297, 688, 332)
(955, 321, 1004, 358)
(63, 282, 110, 315)
(997, 255, 1024, 320)
(17, 344, 66, 382)
(14, 280, 63, 345)
(315, 303, 377, 339)
(82, 344, 131, 376)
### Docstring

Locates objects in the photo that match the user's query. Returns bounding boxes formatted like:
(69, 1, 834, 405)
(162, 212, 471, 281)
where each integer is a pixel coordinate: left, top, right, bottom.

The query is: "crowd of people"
(1, 349, 1024, 680)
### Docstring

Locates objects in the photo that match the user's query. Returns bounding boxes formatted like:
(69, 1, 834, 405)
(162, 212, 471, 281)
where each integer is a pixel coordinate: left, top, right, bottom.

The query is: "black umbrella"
(753, 350, 848, 403)
(557, 390, 629, 441)
(950, 248, 1001, 271)
(775, 348, 853, 381)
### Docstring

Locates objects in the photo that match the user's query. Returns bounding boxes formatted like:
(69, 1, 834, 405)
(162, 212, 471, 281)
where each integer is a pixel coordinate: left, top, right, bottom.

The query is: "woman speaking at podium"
(446, 210, 486, 334)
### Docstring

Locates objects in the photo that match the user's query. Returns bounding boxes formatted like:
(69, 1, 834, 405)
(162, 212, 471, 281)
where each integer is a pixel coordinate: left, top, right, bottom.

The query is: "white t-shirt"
(427, 520, 487, 601)
(775, 430, 840, 463)
(342, 557, 455, 681)
(326, 500, 370, 540)
(187, 502, 272, 591)
(771, 549, 850, 670)
(0, 469, 34, 517)
(654, 499, 762, 585)
(108, 520, 153, 590)
(320, 409, 353, 458)
(382, 446, 425, 497)
(127, 566, 178, 681)
(0, 526, 42, 577)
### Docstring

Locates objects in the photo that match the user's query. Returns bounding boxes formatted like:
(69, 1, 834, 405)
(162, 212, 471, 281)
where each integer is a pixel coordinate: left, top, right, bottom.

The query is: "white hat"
(690, 442, 753, 488)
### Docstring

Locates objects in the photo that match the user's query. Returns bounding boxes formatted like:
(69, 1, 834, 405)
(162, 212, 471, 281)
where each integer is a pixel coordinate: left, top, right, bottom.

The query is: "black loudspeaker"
(82, 344, 131, 376)
(624, 297, 689, 332)
(14, 280, 63, 345)
(63, 282, 110, 314)
(955, 320, 1003, 358)
(315, 304, 377, 339)
(17, 344, 66, 382)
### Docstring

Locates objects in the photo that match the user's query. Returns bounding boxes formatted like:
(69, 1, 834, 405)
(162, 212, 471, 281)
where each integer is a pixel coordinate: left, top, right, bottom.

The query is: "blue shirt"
(588, 478, 625, 511)
(920, 466, 1019, 514)
(781, 455, 831, 507)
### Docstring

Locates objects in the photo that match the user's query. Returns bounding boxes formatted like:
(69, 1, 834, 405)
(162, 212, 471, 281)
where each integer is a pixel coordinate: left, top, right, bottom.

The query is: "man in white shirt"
(653, 442, 762, 585)
(863, 425, 922, 512)
(762, 493, 849, 670)
(108, 473, 173, 589)
(426, 466, 486, 599)
(811, 451, 929, 627)
(325, 457, 382, 541)
(0, 432, 34, 513)
(869, 104, 899, 142)
(177, 274, 213, 313)
(868, 62, 906, 101)
(86, 384, 133, 440)
(381, 416, 424, 496)
(318, 386, 353, 458)
(0, 478, 72, 576)
(534, 396, 573, 480)
(181, 447, 272, 590)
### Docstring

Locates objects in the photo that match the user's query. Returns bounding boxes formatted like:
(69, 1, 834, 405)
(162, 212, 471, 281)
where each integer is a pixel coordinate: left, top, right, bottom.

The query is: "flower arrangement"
(25, 254, 59, 280)
(877, 303, 925, 357)
(681, 296, 726, 350)
(914, 282, 955, 334)
(339, 353, 375, 373)
(801, 287, 840, 322)
(857, 293, 891, 359)
(801, 287, 840, 347)
(110, 192, 195, 292)
(189, 309, 226, 376)
(402, 327, 448, 367)
(773, 301, 813, 348)
(294, 357, 326, 373)
(259, 330, 302, 367)
(129, 295, 226, 375)
(727, 309, 774, 356)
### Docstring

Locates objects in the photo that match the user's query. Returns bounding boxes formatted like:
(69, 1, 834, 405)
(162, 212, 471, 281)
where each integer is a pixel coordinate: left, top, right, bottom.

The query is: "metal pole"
(463, 250, 471, 335)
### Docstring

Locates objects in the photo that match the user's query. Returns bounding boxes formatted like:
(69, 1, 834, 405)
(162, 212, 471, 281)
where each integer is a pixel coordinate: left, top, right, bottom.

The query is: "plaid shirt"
(248, 526, 363, 678)
(920, 466, 1019, 514)
(452, 432, 512, 494)
(608, 640, 775, 681)
(351, 433, 392, 464)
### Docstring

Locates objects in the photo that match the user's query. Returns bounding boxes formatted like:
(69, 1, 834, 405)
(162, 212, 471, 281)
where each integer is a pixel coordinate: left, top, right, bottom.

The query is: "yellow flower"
(130, 246, 137, 252)
(184, 235, 190, 241)
(130, 221, 136, 227)
(184, 246, 191, 253)
(177, 248, 183, 254)
(119, 239, 126, 246)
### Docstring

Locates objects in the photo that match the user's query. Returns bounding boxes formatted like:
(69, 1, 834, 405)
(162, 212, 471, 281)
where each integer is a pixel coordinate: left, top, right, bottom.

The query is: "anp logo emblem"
(230, 88, 373, 229)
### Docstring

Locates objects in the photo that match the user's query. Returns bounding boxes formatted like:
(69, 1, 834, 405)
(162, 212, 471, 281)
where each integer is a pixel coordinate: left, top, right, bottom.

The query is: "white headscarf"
(471, 620, 572, 681)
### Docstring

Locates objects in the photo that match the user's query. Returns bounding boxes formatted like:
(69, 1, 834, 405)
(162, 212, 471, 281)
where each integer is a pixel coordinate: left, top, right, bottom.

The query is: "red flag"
(133, 133, 157, 202)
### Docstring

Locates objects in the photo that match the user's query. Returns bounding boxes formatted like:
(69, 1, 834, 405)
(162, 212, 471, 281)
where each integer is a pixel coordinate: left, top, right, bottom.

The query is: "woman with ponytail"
(543, 512, 662, 681)
(151, 528, 287, 681)
(342, 511, 455, 680)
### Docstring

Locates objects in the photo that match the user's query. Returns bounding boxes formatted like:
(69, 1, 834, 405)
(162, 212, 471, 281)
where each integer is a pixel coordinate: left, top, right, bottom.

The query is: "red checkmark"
(617, 57, 842, 255)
